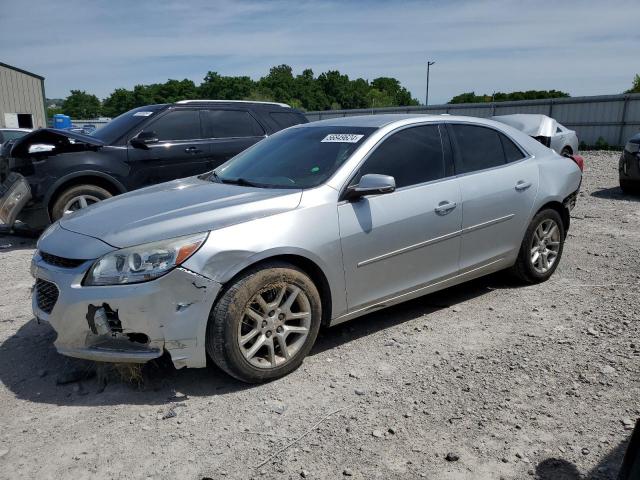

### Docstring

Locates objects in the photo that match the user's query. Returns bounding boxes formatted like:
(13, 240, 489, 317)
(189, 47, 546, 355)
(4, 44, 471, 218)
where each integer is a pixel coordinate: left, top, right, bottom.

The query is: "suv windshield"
(90, 105, 165, 144)
(214, 126, 376, 189)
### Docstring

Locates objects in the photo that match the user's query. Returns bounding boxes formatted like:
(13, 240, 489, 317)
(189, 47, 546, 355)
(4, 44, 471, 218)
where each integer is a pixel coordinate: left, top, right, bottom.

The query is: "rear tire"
(511, 209, 565, 284)
(50, 184, 112, 221)
(206, 262, 321, 383)
(560, 147, 572, 157)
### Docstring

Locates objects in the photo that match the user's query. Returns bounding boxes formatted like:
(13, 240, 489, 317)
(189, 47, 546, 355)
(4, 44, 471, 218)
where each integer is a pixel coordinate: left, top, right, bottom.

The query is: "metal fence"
(305, 93, 640, 147)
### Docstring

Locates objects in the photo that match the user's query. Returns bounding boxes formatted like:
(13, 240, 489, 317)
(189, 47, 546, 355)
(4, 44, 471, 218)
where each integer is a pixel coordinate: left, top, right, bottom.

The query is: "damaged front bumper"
(32, 253, 221, 369)
(0, 172, 32, 227)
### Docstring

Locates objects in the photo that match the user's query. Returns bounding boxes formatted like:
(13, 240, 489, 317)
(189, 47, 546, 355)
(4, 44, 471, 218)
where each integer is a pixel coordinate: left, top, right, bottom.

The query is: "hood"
(59, 176, 302, 248)
(10, 128, 104, 157)
(491, 114, 557, 139)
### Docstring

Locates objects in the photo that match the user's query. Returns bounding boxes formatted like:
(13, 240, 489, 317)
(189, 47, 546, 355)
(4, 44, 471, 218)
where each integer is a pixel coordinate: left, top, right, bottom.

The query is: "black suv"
(0, 100, 307, 228)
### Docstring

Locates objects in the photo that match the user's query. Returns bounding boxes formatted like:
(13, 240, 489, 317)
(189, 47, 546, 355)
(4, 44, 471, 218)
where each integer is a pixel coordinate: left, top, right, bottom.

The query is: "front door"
(338, 124, 462, 311)
(127, 109, 211, 186)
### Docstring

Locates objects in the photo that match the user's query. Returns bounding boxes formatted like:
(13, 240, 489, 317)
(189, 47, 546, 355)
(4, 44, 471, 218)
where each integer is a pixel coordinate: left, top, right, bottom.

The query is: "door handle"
(184, 146, 202, 154)
(515, 181, 532, 191)
(434, 201, 457, 215)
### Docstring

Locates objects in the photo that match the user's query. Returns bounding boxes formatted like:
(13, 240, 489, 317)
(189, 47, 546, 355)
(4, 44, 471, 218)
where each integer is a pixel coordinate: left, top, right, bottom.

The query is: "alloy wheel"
(530, 218, 561, 274)
(238, 283, 311, 369)
(62, 194, 101, 215)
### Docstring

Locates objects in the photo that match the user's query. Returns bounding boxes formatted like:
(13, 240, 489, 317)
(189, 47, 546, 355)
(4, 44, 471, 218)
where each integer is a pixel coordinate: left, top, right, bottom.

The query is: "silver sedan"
(31, 114, 582, 382)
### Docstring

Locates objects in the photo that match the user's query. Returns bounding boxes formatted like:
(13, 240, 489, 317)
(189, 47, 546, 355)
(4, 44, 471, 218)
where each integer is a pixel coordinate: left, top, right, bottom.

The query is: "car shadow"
(535, 434, 630, 479)
(590, 186, 640, 202)
(0, 273, 513, 407)
(0, 225, 39, 252)
(311, 273, 509, 356)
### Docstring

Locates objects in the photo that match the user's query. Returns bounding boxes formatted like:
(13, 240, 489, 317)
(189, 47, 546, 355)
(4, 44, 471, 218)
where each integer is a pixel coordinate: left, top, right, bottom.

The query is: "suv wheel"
(207, 262, 321, 383)
(511, 209, 565, 284)
(51, 184, 112, 221)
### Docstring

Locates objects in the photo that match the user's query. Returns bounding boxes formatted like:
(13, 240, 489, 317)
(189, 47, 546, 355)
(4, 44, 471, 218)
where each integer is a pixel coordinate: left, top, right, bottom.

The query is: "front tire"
(50, 184, 112, 221)
(511, 209, 565, 284)
(206, 262, 322, 383)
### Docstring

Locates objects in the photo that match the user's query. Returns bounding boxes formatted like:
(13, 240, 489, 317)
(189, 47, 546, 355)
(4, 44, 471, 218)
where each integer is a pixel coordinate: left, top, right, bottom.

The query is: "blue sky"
(1, 0, 639, 105)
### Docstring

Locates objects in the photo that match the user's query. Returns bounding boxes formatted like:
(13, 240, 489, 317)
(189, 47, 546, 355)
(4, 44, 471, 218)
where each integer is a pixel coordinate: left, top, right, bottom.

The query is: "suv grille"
(35, 279, 59, 314)
(40, 252, 86, 269)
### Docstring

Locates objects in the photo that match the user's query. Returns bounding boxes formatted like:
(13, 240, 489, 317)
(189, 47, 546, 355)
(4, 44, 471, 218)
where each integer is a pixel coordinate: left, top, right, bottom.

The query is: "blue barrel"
(53, 114, 72, 129)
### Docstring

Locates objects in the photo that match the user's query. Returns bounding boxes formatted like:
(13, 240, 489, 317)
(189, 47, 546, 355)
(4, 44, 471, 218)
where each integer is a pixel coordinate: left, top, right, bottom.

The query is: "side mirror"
(346, 174, 396, 201)
(130, 131, 158, 149)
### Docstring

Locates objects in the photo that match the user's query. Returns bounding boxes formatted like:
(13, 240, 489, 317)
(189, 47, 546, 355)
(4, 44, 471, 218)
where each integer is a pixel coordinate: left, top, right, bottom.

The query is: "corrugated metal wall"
(0, 65, 46, 129)
(305, 93, 640, 147)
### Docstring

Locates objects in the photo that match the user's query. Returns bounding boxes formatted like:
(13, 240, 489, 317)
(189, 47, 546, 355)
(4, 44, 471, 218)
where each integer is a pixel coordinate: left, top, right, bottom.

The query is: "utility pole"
(425, 60, 435, 106)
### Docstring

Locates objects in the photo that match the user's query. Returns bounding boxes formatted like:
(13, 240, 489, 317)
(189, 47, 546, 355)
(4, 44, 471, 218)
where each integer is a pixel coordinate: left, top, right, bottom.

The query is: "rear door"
(448, 123, 539, 272)
(338, 124, 462, 311)
(126, 109, 210, 185)
(202, 109, 266, 169)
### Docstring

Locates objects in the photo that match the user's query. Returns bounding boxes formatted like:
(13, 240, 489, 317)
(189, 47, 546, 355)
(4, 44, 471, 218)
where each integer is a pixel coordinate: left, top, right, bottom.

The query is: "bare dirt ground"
(0, 151, 638, 480)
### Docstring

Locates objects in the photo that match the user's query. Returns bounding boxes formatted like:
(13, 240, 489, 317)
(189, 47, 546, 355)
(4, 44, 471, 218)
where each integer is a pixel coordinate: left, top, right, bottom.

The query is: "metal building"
(0, 62, 46, 129)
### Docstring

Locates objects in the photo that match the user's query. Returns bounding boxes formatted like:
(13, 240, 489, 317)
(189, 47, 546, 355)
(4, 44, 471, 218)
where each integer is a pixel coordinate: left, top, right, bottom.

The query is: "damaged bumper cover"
(32, 253, 221, 368)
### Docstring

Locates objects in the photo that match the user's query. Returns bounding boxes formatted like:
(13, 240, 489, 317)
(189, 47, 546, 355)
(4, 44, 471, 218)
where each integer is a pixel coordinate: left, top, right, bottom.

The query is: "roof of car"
(175, 99, 291, 108)
(300, 113, 508, 129)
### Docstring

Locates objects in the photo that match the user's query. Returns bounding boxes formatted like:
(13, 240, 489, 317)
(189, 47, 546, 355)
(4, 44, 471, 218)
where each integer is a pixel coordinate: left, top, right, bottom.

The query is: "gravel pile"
(0, 151, 638, 479)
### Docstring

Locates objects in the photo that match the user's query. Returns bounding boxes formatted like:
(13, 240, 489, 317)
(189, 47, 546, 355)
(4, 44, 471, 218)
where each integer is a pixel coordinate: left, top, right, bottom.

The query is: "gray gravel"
(0, 151, 638, 479)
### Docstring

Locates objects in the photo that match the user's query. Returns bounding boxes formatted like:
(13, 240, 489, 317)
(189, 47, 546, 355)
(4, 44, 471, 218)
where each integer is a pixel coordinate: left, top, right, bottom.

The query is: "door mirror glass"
(130, 131, 158, 149)
(347, 174, 395, 200)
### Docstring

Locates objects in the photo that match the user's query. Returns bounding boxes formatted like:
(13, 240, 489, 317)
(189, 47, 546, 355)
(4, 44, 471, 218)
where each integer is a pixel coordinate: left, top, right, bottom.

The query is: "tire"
(560, 147, 572, 157)
(206, 262, 322, 383)
(50, 184, 112, 221)
(511, 209, 565, 284)
(620, 179, 640, 195)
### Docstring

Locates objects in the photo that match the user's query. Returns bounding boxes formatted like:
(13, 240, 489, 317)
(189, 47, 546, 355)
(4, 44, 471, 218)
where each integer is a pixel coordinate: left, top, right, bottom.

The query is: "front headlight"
(84, 232, 208, 286)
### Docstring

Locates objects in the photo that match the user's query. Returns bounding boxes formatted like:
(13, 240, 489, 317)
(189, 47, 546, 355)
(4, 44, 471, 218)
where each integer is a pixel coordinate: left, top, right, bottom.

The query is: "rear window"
(499, 133, 526, 162)
(203, 110, 264, 138)
(269, 112, 307, 130)
(450, 124, 506, 174)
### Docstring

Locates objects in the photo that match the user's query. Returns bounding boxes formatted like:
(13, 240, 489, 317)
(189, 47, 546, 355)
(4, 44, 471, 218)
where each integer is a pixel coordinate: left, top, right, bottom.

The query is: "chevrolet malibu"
(31, 115, 582, 383)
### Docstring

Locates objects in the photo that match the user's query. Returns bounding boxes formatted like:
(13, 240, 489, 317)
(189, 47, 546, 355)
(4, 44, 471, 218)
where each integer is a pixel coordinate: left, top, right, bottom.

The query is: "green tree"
(62, 90, 102, 118)
(199, 72, 255, 100)
(371, 77, 419, 106)
(102, 88, 136, 118)
(625, 74, 640, 94)
(449, 89, 570, 104)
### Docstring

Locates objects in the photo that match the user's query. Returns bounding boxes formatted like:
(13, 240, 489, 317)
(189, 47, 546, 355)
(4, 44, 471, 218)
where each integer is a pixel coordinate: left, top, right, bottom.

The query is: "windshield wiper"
(216, 175, 262, 188)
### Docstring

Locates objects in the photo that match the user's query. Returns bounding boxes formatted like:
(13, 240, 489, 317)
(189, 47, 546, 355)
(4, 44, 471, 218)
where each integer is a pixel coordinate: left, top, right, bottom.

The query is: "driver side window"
(352, 124, 446, 189)
(148, 110, 202, 141)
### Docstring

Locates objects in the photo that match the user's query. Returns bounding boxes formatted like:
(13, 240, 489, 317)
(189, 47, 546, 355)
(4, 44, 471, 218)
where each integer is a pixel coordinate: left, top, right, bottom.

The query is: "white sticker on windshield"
(133, 111, 154, 117)
(321, 133, 364, 143)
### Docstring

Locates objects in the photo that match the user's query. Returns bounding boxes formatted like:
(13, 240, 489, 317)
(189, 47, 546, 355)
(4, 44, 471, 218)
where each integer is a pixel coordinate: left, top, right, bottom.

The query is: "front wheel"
(50, 184, 112, 221)
(206, 262, 322, 383)
(511, 209, 565, 284)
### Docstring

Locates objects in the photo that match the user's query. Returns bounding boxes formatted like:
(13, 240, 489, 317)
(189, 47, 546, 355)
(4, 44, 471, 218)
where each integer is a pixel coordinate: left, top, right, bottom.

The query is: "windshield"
(214, 126, 376, 189)
(90, 105, 165, 144)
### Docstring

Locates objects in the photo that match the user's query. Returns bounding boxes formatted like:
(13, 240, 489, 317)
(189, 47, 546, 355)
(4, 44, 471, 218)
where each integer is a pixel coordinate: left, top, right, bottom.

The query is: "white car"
(492, 114, 579, 156)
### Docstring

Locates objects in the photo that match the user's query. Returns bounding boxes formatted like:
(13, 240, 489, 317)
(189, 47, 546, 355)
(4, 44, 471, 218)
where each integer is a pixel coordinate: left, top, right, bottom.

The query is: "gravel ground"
(0, 151, 638, 480)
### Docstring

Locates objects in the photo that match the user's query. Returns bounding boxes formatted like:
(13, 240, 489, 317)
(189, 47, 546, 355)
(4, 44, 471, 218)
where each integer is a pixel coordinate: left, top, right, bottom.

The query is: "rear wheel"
(560, 147, 572, 157)
(511, 209, 565, 284)
(206, 262, 321, 383)
(50, 184, 112, 221)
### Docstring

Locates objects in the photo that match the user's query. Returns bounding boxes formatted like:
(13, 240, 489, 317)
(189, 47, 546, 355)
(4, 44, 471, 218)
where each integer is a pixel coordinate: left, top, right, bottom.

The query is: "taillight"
(569, 154, 584, 172)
